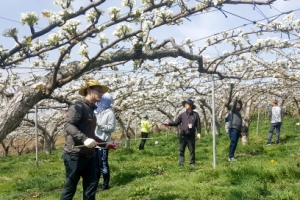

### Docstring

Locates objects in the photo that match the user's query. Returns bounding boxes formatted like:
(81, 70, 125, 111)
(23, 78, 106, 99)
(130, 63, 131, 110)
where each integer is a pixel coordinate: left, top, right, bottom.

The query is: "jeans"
(138, 132, 148, 150)
(61, 153, 97, 200)
(267, 122, 282, 144)
(229, 128, 241, 159)
(95, 148, 110, 189)
(179, 135, 195, 165)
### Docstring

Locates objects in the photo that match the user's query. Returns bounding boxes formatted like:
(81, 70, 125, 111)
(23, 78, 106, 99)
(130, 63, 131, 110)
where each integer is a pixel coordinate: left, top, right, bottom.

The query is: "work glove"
(197, 133, 201, 141)
(84, 138, 96, 148)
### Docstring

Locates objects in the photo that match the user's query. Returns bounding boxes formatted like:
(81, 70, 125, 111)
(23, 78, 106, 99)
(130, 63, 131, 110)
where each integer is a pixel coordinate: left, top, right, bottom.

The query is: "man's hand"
(84, 138, 96, 148)
(197, 133, 201, 140)
(162, 123, 169, 127)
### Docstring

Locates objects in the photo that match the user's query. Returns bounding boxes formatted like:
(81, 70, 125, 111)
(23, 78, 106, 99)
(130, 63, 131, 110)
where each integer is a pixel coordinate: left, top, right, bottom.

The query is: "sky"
(0, 0, 299, 79)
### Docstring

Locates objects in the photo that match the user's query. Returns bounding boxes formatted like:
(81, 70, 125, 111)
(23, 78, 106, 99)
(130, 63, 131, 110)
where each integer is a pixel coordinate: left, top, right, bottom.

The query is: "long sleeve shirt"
(268, 106, 286, 123)
(95, 108, 116, 142)
(141, 120, 152, 133)
(168, 111, 201, 136)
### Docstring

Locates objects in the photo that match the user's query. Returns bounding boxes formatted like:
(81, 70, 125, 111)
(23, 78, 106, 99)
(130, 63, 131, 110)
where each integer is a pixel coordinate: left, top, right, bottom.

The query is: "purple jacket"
(168, 111, 201, 136)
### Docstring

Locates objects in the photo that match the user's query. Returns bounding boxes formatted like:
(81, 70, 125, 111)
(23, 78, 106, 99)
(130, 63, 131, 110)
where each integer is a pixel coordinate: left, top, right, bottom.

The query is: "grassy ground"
(1, 116, 300, 200)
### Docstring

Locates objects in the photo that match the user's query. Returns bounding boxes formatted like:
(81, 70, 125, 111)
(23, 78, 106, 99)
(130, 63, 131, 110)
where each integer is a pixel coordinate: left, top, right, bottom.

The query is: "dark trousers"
(267, 122, 282, 143)
(95, 148, 110, 189)
(61, 153, 97, 200)
(179, 135, 195, 165)
(229, 128, 241, 159)
(138, 132, 149, 150)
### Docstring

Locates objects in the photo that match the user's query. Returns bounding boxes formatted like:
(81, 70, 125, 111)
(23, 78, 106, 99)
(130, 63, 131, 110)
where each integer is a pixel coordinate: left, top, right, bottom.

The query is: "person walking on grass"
(61, 80, 109, 200)
(227, 96, 243, 162)
(138, 115, 152, 150)
(95, 93, 116, 191)
(163, 99, 201, 166)
(267, 99, 287, 145)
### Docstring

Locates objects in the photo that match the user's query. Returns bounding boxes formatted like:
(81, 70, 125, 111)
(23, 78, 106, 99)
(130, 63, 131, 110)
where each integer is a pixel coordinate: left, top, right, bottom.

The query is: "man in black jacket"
(227, 97, 243, 162)
(61, 80, 109, 200)
(164, 99, 201, 166)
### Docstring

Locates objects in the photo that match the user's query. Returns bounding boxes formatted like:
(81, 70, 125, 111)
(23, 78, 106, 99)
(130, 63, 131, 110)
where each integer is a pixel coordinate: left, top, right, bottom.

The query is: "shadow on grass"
(111, 171, 148, 186)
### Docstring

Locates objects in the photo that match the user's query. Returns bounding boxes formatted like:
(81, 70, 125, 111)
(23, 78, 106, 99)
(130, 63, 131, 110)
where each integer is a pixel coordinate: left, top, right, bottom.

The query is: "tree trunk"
(0, 141, 9, 156)
(242, 99, 252, 145)
(200, 100, 221, 135)
(200, 105, 209, 134)
(116, 116, 131, 147)
(43, 134, 52, 155)
(0, 87, 44, 141)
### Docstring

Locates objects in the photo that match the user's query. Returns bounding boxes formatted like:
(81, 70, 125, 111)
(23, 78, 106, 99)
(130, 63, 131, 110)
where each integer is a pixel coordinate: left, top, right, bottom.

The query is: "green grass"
(1, 116, 300, 200)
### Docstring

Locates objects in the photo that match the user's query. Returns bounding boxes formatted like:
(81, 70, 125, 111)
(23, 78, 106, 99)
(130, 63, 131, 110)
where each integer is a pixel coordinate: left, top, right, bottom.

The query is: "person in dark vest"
(227, 97, 243, 162)
(163, 99, 201, 166)
(61, 80, 108, 200)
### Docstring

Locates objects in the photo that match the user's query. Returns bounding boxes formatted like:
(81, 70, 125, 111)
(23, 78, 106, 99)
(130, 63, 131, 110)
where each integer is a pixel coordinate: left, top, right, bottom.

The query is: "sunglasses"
(90, 87, 103, 94)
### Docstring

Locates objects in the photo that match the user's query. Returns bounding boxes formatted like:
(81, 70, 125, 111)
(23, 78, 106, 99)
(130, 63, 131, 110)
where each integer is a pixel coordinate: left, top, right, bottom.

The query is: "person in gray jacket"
(227, 96, 243, 162)
(95, 93, 116, 191)
(61, 80, 108, 200)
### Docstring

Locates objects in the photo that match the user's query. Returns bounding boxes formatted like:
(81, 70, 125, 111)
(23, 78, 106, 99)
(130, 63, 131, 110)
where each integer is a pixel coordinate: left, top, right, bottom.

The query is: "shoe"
(190, 164, 195, 167)
(228, 157, 237, 162)
(266, 143, 271, 146)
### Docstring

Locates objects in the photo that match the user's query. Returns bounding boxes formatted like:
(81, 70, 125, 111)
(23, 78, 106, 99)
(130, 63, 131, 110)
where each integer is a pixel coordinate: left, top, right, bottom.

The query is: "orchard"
(0, 0, 299, 156)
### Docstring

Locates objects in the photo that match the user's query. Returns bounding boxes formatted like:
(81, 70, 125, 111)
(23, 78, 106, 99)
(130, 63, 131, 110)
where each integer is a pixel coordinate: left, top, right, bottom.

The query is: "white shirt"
(271, 106, 282, 123)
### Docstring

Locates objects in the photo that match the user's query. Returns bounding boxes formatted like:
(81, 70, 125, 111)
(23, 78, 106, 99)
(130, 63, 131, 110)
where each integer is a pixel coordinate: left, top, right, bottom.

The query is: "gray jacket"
(63, 98, 104, 157)
(229, 98, 242, 131)
(95, 108, 116, 142)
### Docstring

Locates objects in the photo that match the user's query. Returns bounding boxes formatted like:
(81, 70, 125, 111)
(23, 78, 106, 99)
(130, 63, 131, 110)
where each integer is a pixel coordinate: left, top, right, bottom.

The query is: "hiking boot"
(228, 157, 237, 162)
(266, 143, 271, 146)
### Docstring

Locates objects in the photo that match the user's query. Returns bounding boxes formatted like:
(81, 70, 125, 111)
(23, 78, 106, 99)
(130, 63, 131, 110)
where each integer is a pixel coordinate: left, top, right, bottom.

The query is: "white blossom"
(79, 44, 89, 56)
(86, 8, 104, 23)
(98, 33, 109, 45)
(53, 0, 74, 5)
(153, 8, 173, 24)
(122, 0, 136, 7)
(283, 13, 295, 24)
(113, 23, 132, 38)
(21, 12, 39, 26)
(142, 20, 154, 31)
(41, 10, 63, 24)
(46, 33, 63, 46)
(108, 7, 121, 20)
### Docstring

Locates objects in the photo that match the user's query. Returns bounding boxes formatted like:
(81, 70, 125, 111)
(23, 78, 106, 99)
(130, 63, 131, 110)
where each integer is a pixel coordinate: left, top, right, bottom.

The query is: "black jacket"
(169, 111, 201, 136)
(63, 98, 104, 157)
